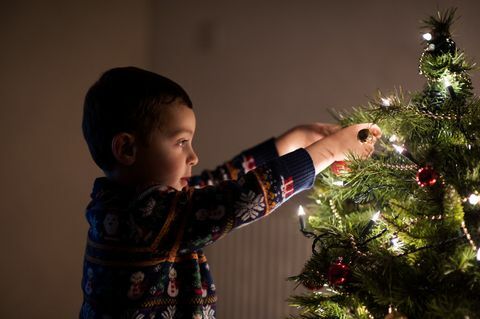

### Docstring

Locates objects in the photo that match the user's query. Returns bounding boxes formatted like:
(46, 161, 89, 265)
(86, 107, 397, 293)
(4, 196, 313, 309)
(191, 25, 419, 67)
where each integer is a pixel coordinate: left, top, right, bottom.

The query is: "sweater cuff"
(275, 148, 315, 197)
(242, 137, 279, 167)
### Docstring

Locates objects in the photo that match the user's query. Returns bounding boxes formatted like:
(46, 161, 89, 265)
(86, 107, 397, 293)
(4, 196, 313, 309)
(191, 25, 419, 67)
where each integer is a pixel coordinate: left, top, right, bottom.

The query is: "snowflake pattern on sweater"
(234, 191, 265, 222)
(79, 138, 315, 318)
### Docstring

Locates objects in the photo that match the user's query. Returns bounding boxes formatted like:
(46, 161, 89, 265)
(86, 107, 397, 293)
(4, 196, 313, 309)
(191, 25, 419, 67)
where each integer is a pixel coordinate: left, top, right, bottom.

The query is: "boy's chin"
(170, 180, 187, 191)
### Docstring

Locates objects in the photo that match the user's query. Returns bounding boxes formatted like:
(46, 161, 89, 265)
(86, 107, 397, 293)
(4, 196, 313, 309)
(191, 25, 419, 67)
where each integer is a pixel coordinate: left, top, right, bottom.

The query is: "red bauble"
(327, 260, 350, 286)
(331, 161, 350, 175)
(416, 165, 439, 187)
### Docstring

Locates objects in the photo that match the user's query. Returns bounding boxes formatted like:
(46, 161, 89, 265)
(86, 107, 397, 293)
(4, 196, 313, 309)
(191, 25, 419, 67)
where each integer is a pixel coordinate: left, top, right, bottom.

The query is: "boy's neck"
(105, 168, 139, 187)
(105, 169, 163, 194)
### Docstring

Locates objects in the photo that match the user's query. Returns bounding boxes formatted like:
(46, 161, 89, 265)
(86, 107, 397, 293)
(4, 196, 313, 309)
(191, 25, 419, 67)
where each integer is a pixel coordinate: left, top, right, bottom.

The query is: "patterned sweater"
(80, 138, 315, 319)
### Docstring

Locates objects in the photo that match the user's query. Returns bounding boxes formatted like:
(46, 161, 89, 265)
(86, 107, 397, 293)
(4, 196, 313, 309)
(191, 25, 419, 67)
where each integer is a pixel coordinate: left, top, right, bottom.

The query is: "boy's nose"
(188, 150, 199, 166)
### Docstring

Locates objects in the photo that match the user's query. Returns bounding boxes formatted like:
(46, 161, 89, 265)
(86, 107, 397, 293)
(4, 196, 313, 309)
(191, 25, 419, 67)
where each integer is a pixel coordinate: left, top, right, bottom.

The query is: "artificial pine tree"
(289, 9, 480, 319)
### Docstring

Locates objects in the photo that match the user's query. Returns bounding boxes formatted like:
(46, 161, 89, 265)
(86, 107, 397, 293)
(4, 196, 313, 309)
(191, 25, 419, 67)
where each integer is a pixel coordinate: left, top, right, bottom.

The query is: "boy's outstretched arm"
(131, 147, 314, 255)
(189, 123, 340, 187)
(188, 137, 279, 187)
(275, 123, 341, 156)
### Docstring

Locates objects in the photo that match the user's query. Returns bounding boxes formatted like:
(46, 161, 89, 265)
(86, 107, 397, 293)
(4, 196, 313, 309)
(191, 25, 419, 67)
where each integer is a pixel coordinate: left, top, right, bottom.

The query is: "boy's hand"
(305, 123, 382, 175)
(275, 123, 341, 156)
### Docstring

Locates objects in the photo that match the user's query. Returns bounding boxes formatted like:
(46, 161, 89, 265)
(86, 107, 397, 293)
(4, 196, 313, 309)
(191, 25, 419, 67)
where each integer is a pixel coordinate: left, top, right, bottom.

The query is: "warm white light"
(391, 237, 399, 246)
(298, 205, 307, 231)
(390, 236, 403, 250)
(389, 135, 398, 143)
(443, 77, 452, 87)
(392, 144, 405, 154)
(468, 194, 480, 205)
(298, 205, 306, 216)
(477, 247, 480, 261)
(332, 180, 344, 186)
(371, 211, 381, 222)
(381, 97, 392, 107)
(422, 32, 432, 41)
(313, 284, 339, 296)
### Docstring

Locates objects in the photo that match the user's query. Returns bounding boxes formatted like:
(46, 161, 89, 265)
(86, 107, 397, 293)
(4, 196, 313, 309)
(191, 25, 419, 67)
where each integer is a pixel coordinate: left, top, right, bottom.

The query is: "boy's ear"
(111, 133, 137, 165)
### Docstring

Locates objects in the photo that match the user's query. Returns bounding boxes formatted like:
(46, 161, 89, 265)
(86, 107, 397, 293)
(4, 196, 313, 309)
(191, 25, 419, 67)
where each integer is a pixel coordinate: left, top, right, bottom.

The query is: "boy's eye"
(177, 139, 188, 147)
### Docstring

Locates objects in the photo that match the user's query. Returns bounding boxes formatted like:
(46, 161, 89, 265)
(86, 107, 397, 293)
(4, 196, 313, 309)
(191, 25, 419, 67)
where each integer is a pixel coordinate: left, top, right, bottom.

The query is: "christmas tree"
(289, 8, 480, 319)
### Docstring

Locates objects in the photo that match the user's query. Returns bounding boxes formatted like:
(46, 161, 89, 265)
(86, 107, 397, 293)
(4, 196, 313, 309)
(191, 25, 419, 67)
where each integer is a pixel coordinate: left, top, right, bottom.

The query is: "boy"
(80, 67, 380, 319)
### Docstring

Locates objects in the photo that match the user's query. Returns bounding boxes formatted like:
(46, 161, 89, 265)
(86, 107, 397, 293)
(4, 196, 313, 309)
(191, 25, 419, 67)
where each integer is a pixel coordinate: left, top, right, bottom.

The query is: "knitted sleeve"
(131, 148, 315, 255)
(188, 138, 279, 187)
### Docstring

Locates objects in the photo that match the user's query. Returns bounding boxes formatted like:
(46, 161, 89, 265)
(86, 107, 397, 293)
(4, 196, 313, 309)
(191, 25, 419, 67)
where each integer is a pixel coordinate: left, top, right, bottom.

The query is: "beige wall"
(0, 1, 153, 317)
(1, 1, 480, 318)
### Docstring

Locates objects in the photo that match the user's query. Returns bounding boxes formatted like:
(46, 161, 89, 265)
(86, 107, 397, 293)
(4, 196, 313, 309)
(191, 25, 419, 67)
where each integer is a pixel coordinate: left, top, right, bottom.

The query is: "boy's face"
(133, 102, 198, 191)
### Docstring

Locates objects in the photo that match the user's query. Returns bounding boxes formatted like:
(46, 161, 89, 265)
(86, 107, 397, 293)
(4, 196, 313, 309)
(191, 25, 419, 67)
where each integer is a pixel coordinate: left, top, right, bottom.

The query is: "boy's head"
(83, 66, 198, 190)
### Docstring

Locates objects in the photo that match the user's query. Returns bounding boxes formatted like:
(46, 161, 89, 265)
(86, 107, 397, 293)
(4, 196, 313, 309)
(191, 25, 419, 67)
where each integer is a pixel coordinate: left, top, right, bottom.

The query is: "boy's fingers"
(369, 124, 382, 138)
(362, 143, 375, 158)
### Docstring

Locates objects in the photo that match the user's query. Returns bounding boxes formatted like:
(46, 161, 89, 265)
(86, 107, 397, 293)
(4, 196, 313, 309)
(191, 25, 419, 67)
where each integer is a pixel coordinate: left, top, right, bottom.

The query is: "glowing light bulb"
(298, 205, 305, 216)
(389, 135, 398, 142)
(390, 236, 402, 250)
(381, 97, 392, 107)
(443, 76, 456, 99)
(477, 247, 480, 261)
(422, 32, 432, 41)
(468, 194, 480, 205)
(298, 205, 306, 231)
(443, 77, 452, 87)
(371, 211, 381, 222)
(392, 144, 405, 154)
(361, 210, 382, 238)
(332, 180, 344, 186)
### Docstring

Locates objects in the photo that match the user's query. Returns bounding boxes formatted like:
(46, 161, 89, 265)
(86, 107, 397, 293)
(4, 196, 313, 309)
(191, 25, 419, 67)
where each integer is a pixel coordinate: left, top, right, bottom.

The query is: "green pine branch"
(289, 8, 480, 318)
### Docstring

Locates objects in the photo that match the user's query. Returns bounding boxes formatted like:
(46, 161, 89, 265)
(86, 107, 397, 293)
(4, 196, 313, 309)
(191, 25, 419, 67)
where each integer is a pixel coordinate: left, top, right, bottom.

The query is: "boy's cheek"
(153, 159, 182, 181)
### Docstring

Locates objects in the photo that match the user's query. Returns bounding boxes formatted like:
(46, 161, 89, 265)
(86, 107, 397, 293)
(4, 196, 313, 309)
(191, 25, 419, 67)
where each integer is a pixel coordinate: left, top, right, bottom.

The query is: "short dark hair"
(82, 66, 193, 171)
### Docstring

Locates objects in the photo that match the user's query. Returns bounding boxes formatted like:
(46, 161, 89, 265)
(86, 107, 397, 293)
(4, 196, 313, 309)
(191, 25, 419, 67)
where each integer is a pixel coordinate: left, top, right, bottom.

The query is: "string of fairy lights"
(296, 29, 480, 276)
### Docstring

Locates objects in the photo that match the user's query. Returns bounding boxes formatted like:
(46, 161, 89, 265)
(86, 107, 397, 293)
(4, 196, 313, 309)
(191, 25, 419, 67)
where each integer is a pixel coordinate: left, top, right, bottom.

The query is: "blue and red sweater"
(80, 138, 315, 319)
